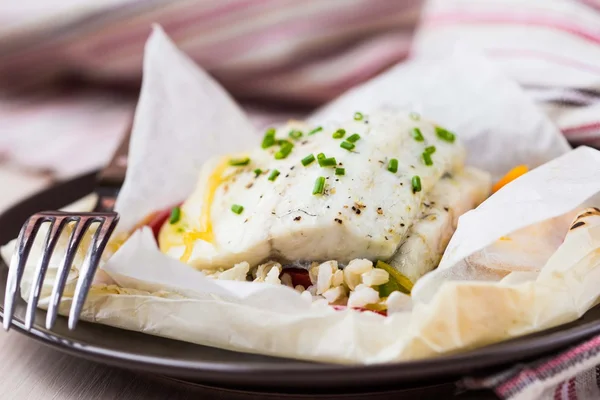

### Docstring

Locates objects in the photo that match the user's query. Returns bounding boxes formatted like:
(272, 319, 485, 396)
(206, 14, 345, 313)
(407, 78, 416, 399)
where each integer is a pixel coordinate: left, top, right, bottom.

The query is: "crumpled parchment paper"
(4, 26, 600, 365)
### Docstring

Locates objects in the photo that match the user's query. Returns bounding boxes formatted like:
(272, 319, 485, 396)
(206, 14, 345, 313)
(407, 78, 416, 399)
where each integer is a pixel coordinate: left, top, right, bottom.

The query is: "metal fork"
(3, 126, 131, 332)
(3, 212, 119, 331)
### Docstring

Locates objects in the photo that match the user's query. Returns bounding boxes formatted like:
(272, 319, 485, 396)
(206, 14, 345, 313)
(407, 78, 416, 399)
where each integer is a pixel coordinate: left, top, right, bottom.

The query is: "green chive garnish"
(231, 204, 244, 214)
(354, 112, 364, 121)
(411, 176, 422, 193)
(254, 168, 262, 177)
(332, 129, 346, 139)
(261, 128, 276, 148)
(275, 140, 294, 159)
(425, 145, 436, 154)
(229, 157, 250, 166)
(169, 207, 181, 224)
(317, 153, 326, 160)
(409, 112, 421, 121)
(289, 130, 303, 140)
(313, 176, 325, 195)
(340, 141, 355, 151)
(435, 126, 456, 143)
(268, 170, 280, 181)
(308, 126, 323, 135)
(411, 127, 424, 142)
(388, 159, 398, 173)
(301, 154, 315, 166)
(335, 168, 345, 176)
(347, 133, 361, 143)
(422, 151, 433, 166)
(319, 157, 337, 167)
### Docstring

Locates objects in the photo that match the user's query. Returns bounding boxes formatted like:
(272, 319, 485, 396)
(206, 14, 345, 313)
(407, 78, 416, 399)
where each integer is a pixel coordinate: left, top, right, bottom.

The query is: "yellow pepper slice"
(375, 260, 413, 296)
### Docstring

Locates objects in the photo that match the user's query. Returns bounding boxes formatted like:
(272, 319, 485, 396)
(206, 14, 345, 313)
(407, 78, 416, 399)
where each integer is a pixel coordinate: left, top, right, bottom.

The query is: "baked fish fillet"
(159, 110, 490, 272)
(386, 167, 491, 282)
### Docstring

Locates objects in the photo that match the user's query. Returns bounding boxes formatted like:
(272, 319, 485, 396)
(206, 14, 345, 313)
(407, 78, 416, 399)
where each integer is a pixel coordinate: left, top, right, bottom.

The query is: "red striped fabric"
(0, 0, 422, 104)
(415, 0, 600, 153)
(0, 0, 421, 177)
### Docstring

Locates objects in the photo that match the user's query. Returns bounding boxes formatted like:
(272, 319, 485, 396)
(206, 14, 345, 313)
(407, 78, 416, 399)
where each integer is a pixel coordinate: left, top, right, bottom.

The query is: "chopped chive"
(388, 158, 398, 173)
(317, 153, 326, 160)
(262, 136, 276, 149)
(435, 126, 456, 143)
(346, 133, 361, 143)
(231, 204, 244, 214)
(169, 206, 181, 224)
(279, 139, 294, 148)
(268, 169, 280, 181)
(261, 128, 276, 148)
(301, 154, 316, 166)
(335, 167, 345, 176)
(411, 127, 424, 142)
(275, 140, 294, 159)
(422, 151, 433, 166)
(289, 130, 303, 140)
(254, 168, 262, 177)
(354, 112, 364, 121)
(319, 157, 337, 167)
(313, 176, 326, 195)
(308, 126, 323, 135)
(340, 141, 355, 151)
(411, 176, 422, 193)
(425, 145, 436, 154)
(229, 157, 250, 166)
(409, 112, 421, 121)
(332, 129, 346, 139)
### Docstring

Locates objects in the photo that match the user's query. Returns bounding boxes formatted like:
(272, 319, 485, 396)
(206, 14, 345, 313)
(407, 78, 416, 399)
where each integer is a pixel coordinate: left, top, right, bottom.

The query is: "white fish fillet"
(387, 167, 491, 282)
(160, 110, 490, 273)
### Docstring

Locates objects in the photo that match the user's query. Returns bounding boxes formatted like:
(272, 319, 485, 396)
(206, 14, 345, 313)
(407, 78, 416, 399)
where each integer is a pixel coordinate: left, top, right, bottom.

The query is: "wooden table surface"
(0, 166, 496, 400)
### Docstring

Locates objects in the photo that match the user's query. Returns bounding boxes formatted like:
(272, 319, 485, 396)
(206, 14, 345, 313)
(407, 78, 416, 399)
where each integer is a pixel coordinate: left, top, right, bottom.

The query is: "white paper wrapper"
(3, 26, 600, 365)
(115, 25, 258, 232)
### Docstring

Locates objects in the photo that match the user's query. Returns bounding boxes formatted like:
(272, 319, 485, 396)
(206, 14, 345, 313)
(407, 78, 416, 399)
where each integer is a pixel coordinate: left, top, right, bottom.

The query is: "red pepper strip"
(146, 208, 173, 240)
(281, 268, 312, 288)
(332, 305, 387, 317)
(134, 203, 183, 241)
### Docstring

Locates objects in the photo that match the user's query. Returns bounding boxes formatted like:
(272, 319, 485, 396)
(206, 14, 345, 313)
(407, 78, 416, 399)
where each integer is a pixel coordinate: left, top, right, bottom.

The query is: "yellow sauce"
(158, 156, 236, 263)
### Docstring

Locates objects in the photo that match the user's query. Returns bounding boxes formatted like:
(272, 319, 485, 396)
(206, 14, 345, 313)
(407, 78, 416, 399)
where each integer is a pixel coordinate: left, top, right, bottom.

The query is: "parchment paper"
(4, 26, 600, 364)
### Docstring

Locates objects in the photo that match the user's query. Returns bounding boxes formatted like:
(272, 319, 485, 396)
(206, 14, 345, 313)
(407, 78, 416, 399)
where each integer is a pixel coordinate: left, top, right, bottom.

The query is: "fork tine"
(3, 215, 46, 331)
(45, 217, 94, 330)
(68, 215, 119, 330)
(24, 217, 69, 330)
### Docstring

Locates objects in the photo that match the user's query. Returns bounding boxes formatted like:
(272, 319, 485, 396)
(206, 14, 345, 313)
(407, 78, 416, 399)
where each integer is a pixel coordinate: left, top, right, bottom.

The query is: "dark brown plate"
(0, 172, 599, 394)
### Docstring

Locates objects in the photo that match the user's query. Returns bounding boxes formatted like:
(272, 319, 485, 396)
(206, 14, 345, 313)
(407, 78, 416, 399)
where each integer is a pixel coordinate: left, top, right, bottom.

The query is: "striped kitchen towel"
(0, 0, 421, 178)
(414, 0, 600, 149)
(464, 335, 600, 399)
(0, 0, 422, 104)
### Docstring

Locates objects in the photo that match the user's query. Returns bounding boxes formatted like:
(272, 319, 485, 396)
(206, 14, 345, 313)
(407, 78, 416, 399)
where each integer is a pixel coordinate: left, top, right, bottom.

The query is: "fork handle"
(97, 121, 132, 187)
